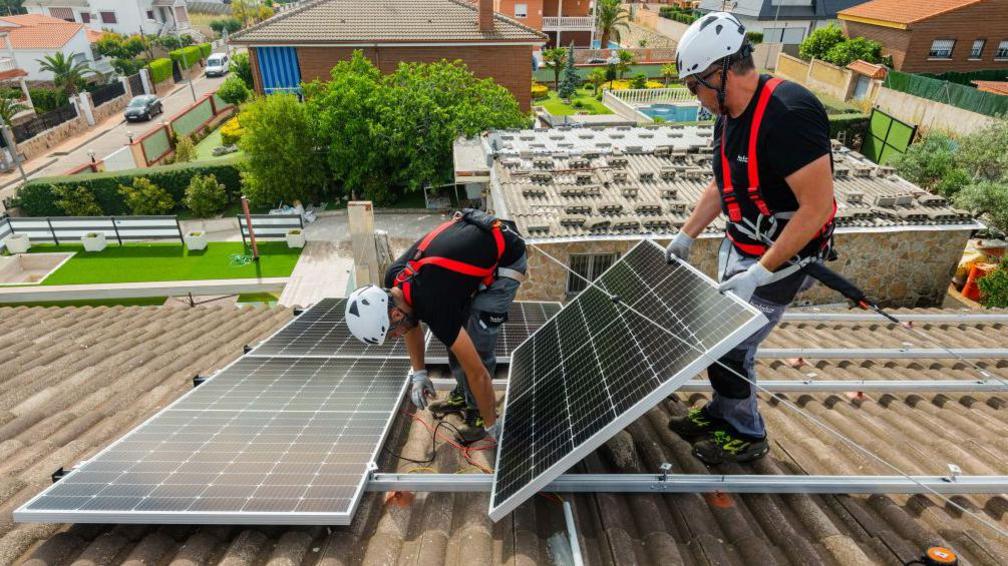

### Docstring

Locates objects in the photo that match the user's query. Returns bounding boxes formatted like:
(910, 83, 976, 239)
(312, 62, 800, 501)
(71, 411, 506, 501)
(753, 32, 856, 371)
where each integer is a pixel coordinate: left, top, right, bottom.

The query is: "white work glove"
(665, 232, 694, 263)
(484, 420, 501, 443)
(717, 261, 774, 303)
(409, 369, 435, 411)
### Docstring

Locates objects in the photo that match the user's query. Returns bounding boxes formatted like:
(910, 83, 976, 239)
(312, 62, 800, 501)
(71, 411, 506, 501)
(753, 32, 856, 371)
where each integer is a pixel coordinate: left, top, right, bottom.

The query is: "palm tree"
(661, 63, 677, 86)
(37, 52, 93, 95)
(0, 95, 25, 125)
(596, 0, 630, 48)
(587, 68, 607, 96)
(541, 47, 567, 89)
(616, 49, 636, 79)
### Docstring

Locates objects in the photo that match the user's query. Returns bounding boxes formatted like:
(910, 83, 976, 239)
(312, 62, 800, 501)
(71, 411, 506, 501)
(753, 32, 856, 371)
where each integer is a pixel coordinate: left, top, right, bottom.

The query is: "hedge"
(170, 45, 203, 69)
(14, 157, 244, 217)
(148, 58, 172, 84)
(198, 42, 212, 59)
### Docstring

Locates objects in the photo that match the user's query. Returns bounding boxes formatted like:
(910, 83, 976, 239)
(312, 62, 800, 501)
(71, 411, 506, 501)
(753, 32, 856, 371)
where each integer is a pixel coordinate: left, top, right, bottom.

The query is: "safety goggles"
(685, 67, 721, 95)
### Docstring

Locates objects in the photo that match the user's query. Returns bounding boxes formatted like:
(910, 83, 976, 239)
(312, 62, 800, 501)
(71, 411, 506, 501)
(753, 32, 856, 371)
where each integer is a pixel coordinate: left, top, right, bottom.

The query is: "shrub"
(54, 185, 103, 216)
(170, 45, 202, 69)
(746, 31, 763, 44)
(148, 58, 172, 84)
(28, 87, 68, 113)
(14, 158, 243, 216)
(118, 177, 175, 215)
(217, 75, 251, 105)
(827, 112, 869, 147)
(605, 64, 617, 82)
(630, 73, 648, 89)
(799, 24, 845, 61)
(572, 100, 585, 109)
(219, 116, 244, 146)
(113, 57, 148, 76)
(209, 18, 242, 36)
(531, 83, 549, 100)
(172, 136, 196, 164)
(198, 43, 212, 59)
(184, 174, 229, 217)
(229, 52, 254, 89)
(978, 258, 1008, 308)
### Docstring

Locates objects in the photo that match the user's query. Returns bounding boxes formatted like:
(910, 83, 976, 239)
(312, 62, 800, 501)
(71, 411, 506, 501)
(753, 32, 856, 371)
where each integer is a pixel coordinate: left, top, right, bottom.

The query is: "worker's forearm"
(760, 204, 833, 271)
(681, 181, 722, 238)
(404, 326, 426, 372)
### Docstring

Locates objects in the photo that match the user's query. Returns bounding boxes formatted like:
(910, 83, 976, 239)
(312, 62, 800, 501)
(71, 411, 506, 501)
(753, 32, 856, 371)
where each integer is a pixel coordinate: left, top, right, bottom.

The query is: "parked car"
(124, 95, 163, 122)
(205, 53, 229, 77)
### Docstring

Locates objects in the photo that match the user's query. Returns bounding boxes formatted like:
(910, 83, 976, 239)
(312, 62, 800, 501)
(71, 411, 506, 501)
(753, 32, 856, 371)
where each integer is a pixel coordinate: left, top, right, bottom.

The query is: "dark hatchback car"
(123, 95, 163, 122)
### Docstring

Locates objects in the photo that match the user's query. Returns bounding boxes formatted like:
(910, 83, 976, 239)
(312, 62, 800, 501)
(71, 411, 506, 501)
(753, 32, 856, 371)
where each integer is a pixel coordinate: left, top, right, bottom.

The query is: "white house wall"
(12, 28, 102, 81)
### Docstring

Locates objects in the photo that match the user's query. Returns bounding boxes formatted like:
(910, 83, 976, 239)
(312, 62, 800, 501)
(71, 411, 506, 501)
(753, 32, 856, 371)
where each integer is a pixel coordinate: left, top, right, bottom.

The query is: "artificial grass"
(237, 292, 279, 304)
(0, 297, 168, 308)
(538, 87, 613, 116)
(194, 127, 244, 161)
(30, 241, 300, 285)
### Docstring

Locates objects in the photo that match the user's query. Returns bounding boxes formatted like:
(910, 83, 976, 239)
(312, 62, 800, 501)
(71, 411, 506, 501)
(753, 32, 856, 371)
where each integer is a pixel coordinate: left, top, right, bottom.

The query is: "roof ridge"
(443, 0, 549, 39)
(229, 0, 330, 42)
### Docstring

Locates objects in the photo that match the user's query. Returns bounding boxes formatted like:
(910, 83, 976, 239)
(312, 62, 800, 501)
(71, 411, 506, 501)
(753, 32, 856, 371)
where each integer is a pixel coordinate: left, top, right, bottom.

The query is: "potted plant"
(286, 228, 306, 249)
(6, 233, 30, 254)
(82, 232, 106, 252)
(184, 230, 207, 251)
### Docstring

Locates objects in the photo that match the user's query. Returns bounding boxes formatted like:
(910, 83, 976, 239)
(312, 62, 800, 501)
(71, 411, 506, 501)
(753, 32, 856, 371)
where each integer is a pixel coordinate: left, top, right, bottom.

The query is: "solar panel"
(247, 298, 416, 359)
(15, 355, 410, 525)
(424, 301, 563, 364)
(488, 240, 766, 521)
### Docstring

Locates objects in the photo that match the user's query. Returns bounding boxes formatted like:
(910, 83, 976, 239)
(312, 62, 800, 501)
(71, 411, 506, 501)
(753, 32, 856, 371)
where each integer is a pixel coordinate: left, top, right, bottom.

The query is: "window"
(997, 40, 1008, 59)
(928, 39, 955, 59)
(80, 11, 91, 23)
(99, 11, 116, 24)
(567, 253, 618, 295)
(969, 39, 986, 59)
(48, 7, 74, 21)
(514, 3, 528, 17)
(146, 10, 155, 20)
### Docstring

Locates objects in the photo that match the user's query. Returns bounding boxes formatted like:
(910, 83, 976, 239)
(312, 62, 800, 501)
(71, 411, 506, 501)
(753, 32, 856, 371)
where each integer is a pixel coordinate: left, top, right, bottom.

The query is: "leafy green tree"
(955, 180, 1008, 234)
(112, 57, 148, 76)
(824, 36, 882, 66)
(217, 75, 251, 105)
(978, 257, 1008, 308)
(541, 47, 567, 88)
(229, 52, 254, 89)
(615, 49, 635, 79)
(209, 18, 242, 36)
(0, 1, 24, 16)
(955, 120, 1008, 182)
(54, 185, 103, 216)
(661, 63, 677, 86)
(586, 68, 607, 95)
(155, 35, 182, 50)
(891, 134, 962, 195)
(36, 52, 93, 95)
(95, 33, 147, 60)
(596, 0, 629, 48)
(798, 24, 845, 61)
(239, 92, 327, 207)
(184, 174, 229, 217)
(118, 177, 175, 215)
(558, 46, 580, 99)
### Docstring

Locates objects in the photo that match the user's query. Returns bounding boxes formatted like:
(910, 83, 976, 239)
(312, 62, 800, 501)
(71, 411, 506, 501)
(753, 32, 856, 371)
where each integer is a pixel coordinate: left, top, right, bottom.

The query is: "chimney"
(478, 0, 494, 32)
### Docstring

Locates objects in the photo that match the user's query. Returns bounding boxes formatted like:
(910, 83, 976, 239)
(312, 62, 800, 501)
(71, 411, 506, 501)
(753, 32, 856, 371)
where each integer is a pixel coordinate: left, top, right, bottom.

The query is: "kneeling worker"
(345, 209, 526, 443)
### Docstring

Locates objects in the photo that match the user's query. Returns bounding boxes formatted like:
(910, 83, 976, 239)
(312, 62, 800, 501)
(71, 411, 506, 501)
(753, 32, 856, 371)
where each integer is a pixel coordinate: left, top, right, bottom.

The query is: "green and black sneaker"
(428, 388, 468, 418)
(693, 429, 770, 465)
(456, 410, 487, 444)
(668, 405, 725, 439)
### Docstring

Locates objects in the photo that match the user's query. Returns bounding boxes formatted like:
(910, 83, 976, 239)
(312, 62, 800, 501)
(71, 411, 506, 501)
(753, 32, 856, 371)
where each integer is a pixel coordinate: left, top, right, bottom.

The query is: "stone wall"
(14, 112, 89, 162)
(91, 93, 130, 125)
(517, 228, 972, 307)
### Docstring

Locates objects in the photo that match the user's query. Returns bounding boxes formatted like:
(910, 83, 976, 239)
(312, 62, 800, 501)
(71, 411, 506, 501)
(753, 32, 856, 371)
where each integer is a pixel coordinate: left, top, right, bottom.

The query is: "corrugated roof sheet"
(481, 125, 978, 241)
(0, 14, 83, 49)
(837, 0, 984, 25)
(229, 0, 546, 44)
(3, 305, 1008, 564)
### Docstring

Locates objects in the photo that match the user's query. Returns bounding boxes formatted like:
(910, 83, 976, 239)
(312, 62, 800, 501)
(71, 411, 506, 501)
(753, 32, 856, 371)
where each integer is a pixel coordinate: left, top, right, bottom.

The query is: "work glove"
(409, 369, 435, 411)
(665, 232, 694, 263)
(484, 420, 502, 443)
(717, 261, 774, 303)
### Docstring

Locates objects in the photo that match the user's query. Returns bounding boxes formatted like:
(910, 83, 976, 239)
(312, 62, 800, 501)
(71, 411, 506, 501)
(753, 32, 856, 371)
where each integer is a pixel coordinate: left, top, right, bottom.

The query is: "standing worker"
(345, 209, 527, 443)
(664, 12, 837, 464)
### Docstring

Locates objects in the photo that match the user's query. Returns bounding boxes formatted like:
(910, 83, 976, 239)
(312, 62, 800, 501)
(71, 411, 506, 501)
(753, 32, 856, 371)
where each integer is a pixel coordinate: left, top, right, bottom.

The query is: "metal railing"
(5, 216, 184, 245)
(11, 103, 78, 142)
(237, 214, 304, 247)
(0, 57, 17, 73)
(542, 16, 595, 30)
(612, 87, 696, 104)
(90, 81, 125, 107)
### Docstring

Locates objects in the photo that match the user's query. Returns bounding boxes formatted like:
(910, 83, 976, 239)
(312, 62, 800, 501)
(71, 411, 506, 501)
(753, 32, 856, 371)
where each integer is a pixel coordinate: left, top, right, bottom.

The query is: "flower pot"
(185, 231, 207, 251)
(286, 229, 306, 249)
(6, 233, 30, 254)
(82, 232, 107, 252)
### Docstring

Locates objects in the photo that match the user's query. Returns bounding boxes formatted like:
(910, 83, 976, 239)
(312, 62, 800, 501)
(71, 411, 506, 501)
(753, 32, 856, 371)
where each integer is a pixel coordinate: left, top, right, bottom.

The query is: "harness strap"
(746, 77, 782, 217)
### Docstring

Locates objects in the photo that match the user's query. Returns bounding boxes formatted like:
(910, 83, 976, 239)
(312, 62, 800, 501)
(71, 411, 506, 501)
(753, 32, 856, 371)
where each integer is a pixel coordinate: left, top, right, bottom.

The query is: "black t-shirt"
(385, 219, 524, 348)
(712, 75, 832, 215)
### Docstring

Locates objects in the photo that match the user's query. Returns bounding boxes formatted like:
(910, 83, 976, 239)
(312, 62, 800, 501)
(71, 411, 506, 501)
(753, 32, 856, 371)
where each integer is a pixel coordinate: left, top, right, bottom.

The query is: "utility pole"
(175, 27, 196, 102)
(1, 121, 28, 186)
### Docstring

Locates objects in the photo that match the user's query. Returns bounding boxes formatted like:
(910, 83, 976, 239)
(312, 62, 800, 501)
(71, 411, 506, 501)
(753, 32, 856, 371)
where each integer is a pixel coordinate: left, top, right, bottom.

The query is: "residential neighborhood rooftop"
(0, 14, 88, 49)
(229, 0, 547, 45)
(468, 125, 980, 241)
(837, 0, 984, 26)
(972, 80, 1008, 96)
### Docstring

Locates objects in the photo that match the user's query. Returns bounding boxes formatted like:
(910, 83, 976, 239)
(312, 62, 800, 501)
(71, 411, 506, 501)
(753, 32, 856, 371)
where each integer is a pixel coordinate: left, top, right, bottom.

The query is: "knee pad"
(707, 354, 751, 399)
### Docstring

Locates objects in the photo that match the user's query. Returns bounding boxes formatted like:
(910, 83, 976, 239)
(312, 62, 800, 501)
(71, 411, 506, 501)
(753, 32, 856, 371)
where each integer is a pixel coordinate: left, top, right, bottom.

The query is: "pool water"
(638, 103, 701, 122)
(590, 40, 622, 49)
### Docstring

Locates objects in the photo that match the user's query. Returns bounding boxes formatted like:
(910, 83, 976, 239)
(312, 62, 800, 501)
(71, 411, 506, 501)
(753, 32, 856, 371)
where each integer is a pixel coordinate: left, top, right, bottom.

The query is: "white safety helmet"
(676, 11, 748, 79)
(345, 285, 390, 345)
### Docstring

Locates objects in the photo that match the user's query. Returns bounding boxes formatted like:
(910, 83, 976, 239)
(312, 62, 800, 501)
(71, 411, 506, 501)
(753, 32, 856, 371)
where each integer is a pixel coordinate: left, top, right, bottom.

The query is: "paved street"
(0, 69, 230, 206)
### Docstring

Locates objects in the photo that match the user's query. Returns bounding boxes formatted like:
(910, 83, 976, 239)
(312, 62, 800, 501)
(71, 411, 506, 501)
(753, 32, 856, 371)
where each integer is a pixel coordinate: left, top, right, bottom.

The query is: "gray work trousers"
(447, 252, 528, 411)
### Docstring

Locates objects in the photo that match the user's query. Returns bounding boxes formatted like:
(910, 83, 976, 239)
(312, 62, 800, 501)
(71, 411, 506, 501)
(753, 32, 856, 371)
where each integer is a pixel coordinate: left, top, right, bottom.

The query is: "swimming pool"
(638, 103, 701, 122)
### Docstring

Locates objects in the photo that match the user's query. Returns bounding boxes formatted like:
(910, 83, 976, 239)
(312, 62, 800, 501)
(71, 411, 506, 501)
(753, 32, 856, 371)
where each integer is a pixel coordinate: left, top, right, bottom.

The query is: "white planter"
(185, 231, 207, 251)
(6, 233, 30, 254)
(286, 229, 306, 249)
(82, 232, 107, 252)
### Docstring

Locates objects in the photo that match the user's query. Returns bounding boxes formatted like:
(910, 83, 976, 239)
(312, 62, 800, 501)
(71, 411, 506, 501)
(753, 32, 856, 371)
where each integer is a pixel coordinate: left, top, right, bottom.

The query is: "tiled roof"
(84, 28, 102, 43)
(837, 0, 983, 25)
(846, 59, 887, 79)
(229, 0, 547, 44)
(0, 14, 84, 49)
(480, 125, 979, 241)
(3, 304, 1008, 564)
(972, 80, 1008, 96)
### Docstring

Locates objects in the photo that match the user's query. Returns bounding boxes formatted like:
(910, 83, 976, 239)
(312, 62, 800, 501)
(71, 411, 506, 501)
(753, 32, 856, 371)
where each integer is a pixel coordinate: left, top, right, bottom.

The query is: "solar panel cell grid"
(424, 301, 562, 363)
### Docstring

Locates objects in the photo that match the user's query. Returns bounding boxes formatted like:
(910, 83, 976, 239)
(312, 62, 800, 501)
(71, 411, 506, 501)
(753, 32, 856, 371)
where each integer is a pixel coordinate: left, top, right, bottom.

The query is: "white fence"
(602, 91, 650, 123)
(610, 87, 696, 104)
(3, 216, 183, 245)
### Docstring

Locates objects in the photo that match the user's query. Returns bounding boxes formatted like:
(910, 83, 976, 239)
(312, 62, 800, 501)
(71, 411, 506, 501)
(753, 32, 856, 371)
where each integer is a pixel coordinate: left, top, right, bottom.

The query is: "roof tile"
(0, 14, 84, 49)
(838, 0, 983, 25)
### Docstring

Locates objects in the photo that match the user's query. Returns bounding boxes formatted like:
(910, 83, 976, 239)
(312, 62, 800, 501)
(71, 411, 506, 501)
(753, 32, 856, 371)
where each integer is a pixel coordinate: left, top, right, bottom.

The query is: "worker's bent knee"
(708, 355, 751, 399)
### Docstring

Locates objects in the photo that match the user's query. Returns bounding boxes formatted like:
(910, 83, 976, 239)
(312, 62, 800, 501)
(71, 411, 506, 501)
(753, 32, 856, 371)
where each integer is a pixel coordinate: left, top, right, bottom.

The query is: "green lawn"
(538, 87, 613, 116)
(0, 297, 168, 308)
(237, 292, 280, 305)
(194, 128, 244, 161)
(533, 63, 668, 83)
(30, 242, 301, 285)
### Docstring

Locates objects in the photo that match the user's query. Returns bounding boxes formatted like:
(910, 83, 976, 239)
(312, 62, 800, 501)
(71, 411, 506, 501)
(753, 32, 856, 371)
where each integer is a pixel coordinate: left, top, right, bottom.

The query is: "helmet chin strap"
(715, 56, 730, 116)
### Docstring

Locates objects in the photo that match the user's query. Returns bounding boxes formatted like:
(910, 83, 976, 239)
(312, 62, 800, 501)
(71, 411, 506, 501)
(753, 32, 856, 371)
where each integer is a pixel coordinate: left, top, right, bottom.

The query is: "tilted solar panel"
(489, 240, 766, 521)
(424, 301, 562, 364)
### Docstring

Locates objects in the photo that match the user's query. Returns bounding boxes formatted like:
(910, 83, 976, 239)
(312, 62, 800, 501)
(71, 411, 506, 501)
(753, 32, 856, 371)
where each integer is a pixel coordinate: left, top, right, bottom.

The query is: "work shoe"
(692, 429, 770, 465)
(668, 405, 725, 439)
(428, 388, 468, 418)
(455, 411, 487, 444)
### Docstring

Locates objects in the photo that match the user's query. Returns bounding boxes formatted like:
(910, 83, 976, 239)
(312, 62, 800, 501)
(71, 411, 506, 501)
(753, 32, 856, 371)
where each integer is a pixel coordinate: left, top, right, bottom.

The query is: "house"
(0, 14, 112, 82)
(22, 0, 193, 38)
(228, 0, 547, 111)
(455, 124, 982, 306)
(698, 0, 864, 45)
(837, 0, 1008, 73)
(497, 0, 597, 48)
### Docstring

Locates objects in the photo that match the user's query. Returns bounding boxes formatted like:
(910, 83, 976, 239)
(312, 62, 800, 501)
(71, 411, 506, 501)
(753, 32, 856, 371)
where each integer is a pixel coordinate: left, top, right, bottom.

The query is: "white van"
(206, 53, 229, 77)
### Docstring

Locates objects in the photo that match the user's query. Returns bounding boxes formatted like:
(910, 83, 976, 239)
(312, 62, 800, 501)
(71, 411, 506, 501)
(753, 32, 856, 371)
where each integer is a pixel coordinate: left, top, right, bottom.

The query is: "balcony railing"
(542, 16, 595, 31)
(612, 87, 697, 105)
(0, 57, 18, 73)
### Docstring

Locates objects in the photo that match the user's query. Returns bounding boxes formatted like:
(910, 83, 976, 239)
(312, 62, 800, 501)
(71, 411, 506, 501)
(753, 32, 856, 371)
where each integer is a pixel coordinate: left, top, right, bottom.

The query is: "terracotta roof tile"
(838, 0, 984, 25)
(229, 0, 546, 44)
(972, 80, 1008, 96)
(846, 59, 887, 79)
(0, 14, 84, 49)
